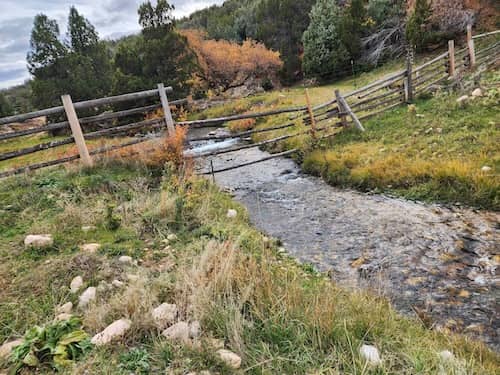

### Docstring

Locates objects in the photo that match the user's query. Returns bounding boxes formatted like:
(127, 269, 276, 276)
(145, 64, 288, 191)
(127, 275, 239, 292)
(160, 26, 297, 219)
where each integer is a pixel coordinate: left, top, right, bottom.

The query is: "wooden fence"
(0, 26, 498, 178)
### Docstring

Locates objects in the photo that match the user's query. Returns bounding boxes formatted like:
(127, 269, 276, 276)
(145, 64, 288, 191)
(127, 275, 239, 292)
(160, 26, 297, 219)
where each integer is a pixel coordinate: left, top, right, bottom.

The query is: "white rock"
(189, 321, 201, 338)
(55, 313, 73, 322)
(438, 350, 455, 362)
(56, 302, 73, 314)
(70, 276, 83, 293)
(162, 322, 190, 343)
(471, 88, 483, 97)
(217, 349, 241, 369)
(226, 209, 238, 219)
(0, 339, 23, 359)
(118, 255, 133, 264)
(24, 234, 53, 248)
(78, 287, 96, 308)
(152, 303, 178, 329)
(91, 319, 131, 346)
(167, 234, 178, 241)
(456, 95, 469, 106)
(359, 344, 382, 365)
(81, 225, 96, 232)
(112, 279, 124, 288)
(481, 166, 492, 173)
(80, 243, 101, 253)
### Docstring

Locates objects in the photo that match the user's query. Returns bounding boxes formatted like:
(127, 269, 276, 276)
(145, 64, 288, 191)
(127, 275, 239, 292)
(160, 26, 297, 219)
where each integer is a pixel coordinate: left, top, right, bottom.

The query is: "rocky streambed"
(188, 132, 500, 350)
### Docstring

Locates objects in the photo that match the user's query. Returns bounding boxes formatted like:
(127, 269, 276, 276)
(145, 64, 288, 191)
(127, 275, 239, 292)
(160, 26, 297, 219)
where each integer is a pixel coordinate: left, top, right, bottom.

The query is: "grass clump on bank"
(0, 156, 499, 374)
(301, 85, 499, 210)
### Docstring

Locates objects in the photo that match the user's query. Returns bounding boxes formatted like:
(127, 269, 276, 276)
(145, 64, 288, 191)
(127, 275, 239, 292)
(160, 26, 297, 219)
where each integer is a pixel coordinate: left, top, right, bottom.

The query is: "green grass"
(0, 159, 498, 374)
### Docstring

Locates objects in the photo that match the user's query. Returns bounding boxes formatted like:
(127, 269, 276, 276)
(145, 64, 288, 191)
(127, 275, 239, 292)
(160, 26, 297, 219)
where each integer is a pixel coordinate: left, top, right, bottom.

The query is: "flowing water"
(188, 131, 500, 350)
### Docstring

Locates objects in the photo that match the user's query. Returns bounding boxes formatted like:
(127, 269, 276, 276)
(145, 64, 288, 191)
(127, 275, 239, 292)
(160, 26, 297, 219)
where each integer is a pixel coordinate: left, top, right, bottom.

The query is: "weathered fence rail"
(1, 25, 498, 178)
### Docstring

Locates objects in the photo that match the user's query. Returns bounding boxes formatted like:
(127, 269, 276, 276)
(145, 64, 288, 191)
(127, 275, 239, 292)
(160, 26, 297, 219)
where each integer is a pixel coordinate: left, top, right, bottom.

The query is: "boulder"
(0, 339, 23, 359)
(359, 344, 382, 365)
(24, 234, 53, 249)
(471, 88, 483, 97)
(80, 243, 101, 253)
(152, 303, 178, 329)
(162, 322, 190, 343)
(217, 349, 242, 369)
(70, 276, 83, 293)
(481, 166, 492, 173)
(56, 302, 73, 314)
(91, 319, 132, 346)
(226, 209, 238, 219)
(78, 287, 96, 308)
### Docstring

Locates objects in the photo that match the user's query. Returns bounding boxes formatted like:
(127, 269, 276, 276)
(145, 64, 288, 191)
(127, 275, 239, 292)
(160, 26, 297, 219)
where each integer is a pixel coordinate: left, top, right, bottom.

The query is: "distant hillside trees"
(182, 29, 282, 95)
(0, 93, 13, 117)
(113, 0, 197, 98)
(27, 8, 112, 109)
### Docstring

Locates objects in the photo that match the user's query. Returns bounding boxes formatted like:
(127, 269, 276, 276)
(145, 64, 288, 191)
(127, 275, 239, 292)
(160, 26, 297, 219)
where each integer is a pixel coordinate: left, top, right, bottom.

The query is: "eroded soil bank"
(190, 137, 499, 350)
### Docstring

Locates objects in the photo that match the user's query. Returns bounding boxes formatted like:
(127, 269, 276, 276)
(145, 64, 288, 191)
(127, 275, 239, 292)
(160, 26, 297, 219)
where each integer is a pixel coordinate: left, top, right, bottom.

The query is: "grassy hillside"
(0, 157, 498, 374)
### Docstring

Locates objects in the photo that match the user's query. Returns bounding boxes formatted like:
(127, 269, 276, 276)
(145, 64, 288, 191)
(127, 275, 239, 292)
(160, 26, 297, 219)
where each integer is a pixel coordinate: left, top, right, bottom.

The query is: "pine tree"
(68, 6, 99, 53)
(406, 0, 432, 51)
(27, 14, 67, 74)
(302, 0, 351, 80)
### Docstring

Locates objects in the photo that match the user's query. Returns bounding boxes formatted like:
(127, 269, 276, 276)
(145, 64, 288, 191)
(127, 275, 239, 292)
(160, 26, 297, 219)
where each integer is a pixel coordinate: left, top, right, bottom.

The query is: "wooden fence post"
(158, 83, 175, 136)
(336, 90, 365, 132)
(335, 90, 348, 127)
(61, 94, 93, 167)
(304, 89, 316, 139)
(448, 40, 456, 77)
(467, 24, 476, 68)
(404, 50, 414, 103)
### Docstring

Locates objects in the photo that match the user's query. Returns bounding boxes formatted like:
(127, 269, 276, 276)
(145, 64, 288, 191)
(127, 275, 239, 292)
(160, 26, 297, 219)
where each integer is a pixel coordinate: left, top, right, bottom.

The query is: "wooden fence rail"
(1, 25, 498, 178)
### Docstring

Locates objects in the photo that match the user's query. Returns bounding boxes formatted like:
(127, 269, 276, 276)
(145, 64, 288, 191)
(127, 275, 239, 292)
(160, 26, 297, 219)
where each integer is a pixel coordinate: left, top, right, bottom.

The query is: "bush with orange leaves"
(182, 29, 283, 93)
(228, 118, 256, 133)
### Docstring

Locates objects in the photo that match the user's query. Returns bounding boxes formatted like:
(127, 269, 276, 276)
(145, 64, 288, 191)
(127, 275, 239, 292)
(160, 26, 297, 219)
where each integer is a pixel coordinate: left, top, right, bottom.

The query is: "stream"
(187, 129, 500, 350)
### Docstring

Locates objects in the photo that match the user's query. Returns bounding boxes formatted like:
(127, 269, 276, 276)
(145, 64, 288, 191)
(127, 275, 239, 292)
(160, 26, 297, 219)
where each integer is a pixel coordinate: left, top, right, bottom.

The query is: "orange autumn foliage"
(182, 29, 283, 92)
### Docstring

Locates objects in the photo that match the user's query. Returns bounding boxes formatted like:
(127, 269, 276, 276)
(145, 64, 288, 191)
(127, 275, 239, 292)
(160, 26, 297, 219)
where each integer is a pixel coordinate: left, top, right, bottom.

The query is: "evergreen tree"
(302, 0, 351, 80)
(68, 6, 99, 53)
(0, 93, 13, 117)
(406, 0, 432, 51)
(341, 0, 366, 60)
(114, 0, 197, 98)
(27, 14, 67, 74)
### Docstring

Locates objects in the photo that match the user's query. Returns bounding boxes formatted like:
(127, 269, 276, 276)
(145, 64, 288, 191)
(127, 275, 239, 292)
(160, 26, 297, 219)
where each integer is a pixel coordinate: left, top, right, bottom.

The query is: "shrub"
(228, 118, 256, 133)
(182, 29, 283, 93)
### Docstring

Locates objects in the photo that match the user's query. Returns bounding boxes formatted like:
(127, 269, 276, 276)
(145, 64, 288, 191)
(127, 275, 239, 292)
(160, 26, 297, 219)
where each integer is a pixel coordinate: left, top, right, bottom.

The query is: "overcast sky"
(0, 0, 223, 89)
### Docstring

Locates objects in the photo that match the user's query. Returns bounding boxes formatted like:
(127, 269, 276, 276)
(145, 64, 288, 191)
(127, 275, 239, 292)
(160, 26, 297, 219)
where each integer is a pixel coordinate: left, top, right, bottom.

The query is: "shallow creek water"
(187, 130, 500, 350)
